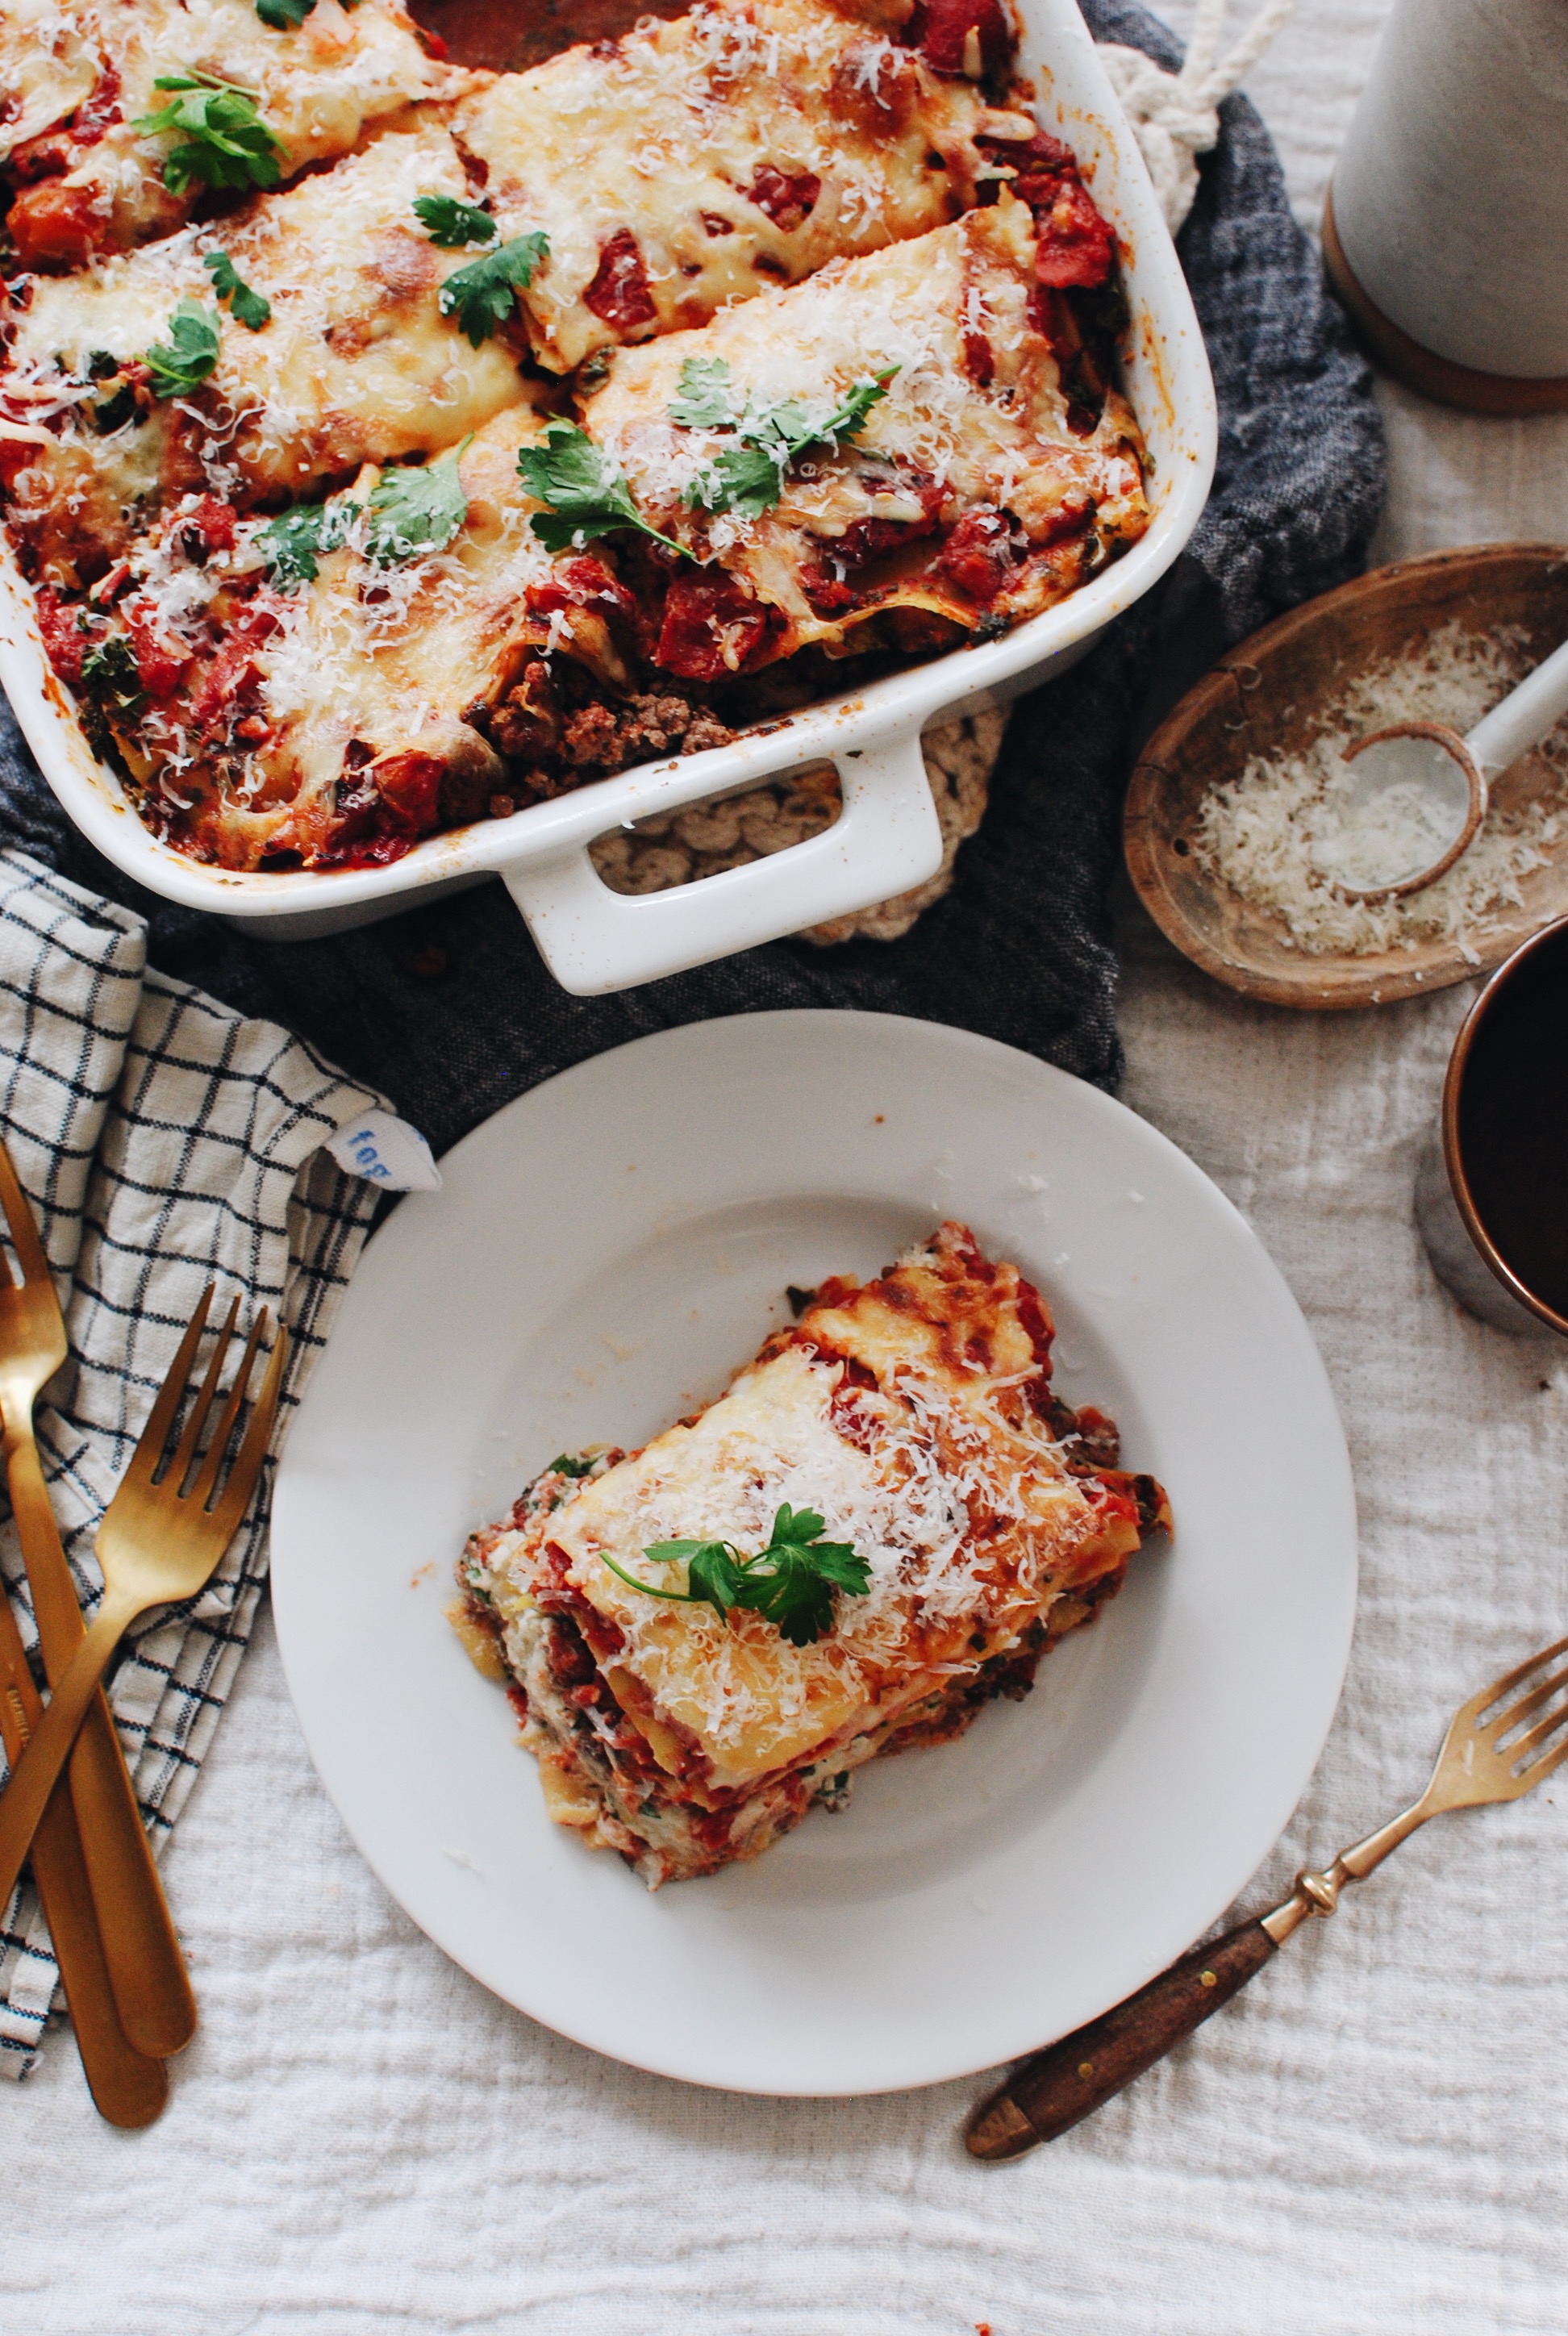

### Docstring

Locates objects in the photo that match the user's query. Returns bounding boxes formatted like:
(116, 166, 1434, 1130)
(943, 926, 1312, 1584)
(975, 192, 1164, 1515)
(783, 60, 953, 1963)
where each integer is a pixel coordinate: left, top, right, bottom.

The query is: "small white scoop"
(1311, 632, 1568, 900)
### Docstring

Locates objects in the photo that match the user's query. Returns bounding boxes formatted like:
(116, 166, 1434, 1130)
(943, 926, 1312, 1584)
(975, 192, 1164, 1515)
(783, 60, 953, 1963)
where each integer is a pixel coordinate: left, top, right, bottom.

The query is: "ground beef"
(490, 671, 738, 785)
(488, 660, 561, 762)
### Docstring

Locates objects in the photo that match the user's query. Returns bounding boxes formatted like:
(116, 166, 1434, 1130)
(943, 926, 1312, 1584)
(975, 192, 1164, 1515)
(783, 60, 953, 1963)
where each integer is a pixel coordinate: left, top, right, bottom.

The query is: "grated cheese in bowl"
(1193, 622, 1568, 958)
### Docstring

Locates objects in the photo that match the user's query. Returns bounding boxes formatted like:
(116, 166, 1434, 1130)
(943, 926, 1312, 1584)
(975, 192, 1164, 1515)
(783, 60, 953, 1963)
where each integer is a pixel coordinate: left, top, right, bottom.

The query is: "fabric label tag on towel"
(327, 1110, 443, 1193)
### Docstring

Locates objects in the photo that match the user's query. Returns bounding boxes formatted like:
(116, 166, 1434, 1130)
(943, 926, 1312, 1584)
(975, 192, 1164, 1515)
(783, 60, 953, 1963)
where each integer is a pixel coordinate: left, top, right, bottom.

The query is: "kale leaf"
(79, 632, 144, 716)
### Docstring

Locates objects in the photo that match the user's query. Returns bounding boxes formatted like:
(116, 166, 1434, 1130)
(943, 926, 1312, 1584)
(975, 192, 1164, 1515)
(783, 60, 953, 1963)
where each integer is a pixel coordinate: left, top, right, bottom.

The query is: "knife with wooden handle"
(968, 1632, 1568, 2159)
(965, 1921, 1278, 2159)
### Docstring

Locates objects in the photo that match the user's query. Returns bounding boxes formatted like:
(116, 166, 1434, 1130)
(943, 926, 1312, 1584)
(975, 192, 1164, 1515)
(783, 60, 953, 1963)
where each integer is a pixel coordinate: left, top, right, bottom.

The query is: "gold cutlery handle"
(6, 1436, 196, 2060)
(0, 1597, 135, 1923)
(967, 1918, 1280, 2159)
(0, 1600, 166, 2125)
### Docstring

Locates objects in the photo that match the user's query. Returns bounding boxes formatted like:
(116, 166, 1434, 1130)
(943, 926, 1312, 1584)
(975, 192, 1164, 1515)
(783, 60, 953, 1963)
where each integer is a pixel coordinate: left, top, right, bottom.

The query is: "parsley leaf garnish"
(600, 1503, 872, 1648)
(255, 445, 472, 586)
(203, 249, 271, 331)
(133, 71, 284, 195)
(691, 439, 788, 524)
(548, 1453, 598, 1478)
(438, 232, 549, 346)
(672, 356, 899, 522)
(256, 0, 314, 24)
(253, 499, 355, 590)
(364, 440, 470, 565)
(413, 194, 496, 250)
(516, 420, 688, 557)
(666, 354, 735, 430)
(141, 304, 220, 399)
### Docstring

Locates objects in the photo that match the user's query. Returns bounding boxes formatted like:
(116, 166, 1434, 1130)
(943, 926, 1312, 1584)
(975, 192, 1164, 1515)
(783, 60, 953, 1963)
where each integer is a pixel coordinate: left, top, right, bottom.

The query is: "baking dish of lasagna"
(0, 0, 1216, 987)
(451, 1220, 1170, 1888)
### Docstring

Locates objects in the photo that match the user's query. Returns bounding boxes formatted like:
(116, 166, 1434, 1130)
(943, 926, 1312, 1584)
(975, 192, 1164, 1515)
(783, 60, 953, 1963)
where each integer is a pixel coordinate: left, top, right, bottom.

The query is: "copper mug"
(1416, 917, 1568, 1337)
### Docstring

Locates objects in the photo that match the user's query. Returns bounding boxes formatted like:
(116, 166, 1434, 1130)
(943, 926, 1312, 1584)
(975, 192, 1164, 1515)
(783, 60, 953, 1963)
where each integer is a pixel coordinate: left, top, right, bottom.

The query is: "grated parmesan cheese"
(1194, 622, 1568, 958)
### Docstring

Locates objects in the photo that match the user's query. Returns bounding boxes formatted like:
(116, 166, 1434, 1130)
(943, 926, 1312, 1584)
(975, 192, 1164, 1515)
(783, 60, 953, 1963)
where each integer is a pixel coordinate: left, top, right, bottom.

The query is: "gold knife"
(0, 1587, 166, 2123)
(0, 1137, 197, 2059)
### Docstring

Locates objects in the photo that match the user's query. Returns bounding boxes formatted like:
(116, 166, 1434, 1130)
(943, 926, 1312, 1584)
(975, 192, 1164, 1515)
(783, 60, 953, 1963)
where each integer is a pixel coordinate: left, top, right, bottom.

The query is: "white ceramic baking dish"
(0, 0, 1216, 994)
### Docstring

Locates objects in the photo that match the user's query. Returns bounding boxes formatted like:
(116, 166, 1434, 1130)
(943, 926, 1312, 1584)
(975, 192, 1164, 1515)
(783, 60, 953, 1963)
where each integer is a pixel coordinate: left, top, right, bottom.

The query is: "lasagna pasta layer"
(0, 124, 535, 586)
(456, 1222, 1170, 1887)
(453, 0, 1036, 373)
(0, 0, 102, 165)
(39, 407, 648, 869)
(581, 190, 1149, 677)
(2, 0, 461, 270)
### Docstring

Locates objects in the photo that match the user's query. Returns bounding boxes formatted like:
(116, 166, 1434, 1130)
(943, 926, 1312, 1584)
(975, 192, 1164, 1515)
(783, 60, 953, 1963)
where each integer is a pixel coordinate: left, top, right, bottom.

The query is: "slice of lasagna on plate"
(452, 1222, 1170, 1888)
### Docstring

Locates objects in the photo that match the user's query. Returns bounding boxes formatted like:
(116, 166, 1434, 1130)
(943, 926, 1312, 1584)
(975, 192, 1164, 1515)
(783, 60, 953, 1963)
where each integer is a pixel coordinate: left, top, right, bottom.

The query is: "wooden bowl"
(1124, 544, 1568, 1008)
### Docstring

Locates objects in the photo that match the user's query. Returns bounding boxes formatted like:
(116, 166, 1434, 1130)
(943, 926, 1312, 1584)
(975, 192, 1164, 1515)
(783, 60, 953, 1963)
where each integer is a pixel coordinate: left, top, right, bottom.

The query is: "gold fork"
(968, 1633, 1568, 2160)
(0, 1137, 196, 2062)
(0, 1287, 286, 1920)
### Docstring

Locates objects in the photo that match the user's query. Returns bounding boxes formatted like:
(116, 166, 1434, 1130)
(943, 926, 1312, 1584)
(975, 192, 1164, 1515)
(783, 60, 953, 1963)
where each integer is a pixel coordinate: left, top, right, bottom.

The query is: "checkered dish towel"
(0, 849, 393, 2077)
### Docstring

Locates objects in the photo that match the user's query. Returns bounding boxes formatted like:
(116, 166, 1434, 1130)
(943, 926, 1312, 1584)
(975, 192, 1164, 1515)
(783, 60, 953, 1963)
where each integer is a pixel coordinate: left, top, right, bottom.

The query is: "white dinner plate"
(271, 1012, 1357, 2096)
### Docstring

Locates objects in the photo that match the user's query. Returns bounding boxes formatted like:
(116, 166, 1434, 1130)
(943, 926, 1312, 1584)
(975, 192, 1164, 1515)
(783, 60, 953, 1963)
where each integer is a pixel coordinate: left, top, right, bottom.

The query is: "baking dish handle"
(502, 725, 945, 995)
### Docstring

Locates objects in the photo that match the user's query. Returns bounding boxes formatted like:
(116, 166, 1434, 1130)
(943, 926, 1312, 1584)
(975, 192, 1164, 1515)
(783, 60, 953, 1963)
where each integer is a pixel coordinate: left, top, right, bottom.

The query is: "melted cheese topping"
(583, 194, 1149, 651)
(514, 1224, 1128, 1792)
(3, 0, 464, 248)
(114, 405, 565, 864)
(0, 0, 99, 157)
(454, 0, 1016, 372)
(4, 126, 535, 578)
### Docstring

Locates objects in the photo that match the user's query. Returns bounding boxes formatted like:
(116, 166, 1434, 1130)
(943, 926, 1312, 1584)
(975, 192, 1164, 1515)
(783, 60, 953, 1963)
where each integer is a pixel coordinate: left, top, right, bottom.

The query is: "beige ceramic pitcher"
(1324, 0, 1568, 414)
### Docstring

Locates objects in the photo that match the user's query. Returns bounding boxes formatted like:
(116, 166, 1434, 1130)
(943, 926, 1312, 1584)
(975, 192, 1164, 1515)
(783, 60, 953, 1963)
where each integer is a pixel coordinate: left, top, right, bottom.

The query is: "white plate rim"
(271, 1010, 1357, 2096)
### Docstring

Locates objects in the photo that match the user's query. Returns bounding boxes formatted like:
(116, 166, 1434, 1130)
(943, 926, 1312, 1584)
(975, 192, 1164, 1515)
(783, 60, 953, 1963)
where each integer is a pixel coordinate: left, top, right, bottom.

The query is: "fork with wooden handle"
(0, 1589, 167, 2125)
(0, 1137, 197, 2062)
(967, 1633, 1568, 2161)
(0, 1287, 286, 1922)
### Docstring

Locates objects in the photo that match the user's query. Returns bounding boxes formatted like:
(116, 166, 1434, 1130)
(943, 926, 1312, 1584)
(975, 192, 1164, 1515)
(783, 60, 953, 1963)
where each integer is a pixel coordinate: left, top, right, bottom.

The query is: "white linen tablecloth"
(7, 5, 1568, 2327)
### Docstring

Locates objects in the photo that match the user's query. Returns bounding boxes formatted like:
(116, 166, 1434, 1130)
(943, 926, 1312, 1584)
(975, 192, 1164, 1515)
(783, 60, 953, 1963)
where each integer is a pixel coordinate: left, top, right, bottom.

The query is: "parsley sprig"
(436, 230, 549, 347)
(599, 1503, 872, 1648)
(364, 441, 470, 564)
(203, 250, 271, 331)
(256, 0, 314, 25)
(141, 304, 220, 399)
(516, 420, 687, 557)
(132, 72, 284, 196)
(254, 441, 472, 589)
(413, 194, 496, 250)
(254, 498, 353, 590)
(670, 357, 898, 521)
